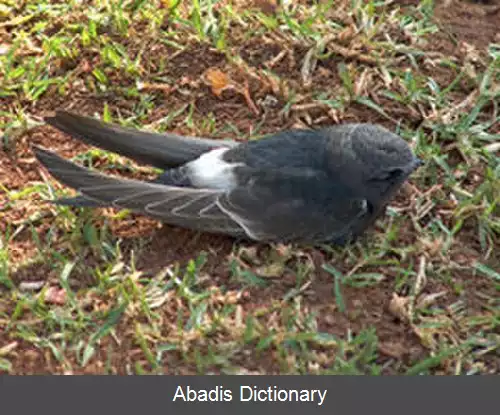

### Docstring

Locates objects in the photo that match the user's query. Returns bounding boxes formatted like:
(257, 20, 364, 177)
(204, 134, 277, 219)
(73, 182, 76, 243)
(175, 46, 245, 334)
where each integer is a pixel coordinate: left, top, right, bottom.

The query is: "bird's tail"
(44, 111, 238, 169)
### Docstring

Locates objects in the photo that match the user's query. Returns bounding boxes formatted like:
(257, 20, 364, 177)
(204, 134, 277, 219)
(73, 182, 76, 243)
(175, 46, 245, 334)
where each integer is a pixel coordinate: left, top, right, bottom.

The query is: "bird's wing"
(34, 147, 369, 243)
(33, 146, 246, 237)
(217, 168, 370, 243)
(45, 111, 239, 169)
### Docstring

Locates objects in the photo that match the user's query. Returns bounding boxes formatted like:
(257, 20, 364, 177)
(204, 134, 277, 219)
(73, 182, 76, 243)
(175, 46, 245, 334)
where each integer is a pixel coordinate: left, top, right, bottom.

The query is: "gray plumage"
(33, 111, 422, 245)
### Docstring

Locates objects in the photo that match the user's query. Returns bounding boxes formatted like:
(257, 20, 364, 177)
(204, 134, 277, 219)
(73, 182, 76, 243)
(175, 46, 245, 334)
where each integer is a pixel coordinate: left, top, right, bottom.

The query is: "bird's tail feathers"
(45, 111, 238, 169)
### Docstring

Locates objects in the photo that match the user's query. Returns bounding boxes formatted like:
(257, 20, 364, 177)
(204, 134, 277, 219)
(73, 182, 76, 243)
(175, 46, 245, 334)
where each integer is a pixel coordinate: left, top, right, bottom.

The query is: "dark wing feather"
(33, 146, 246, 237)
(218, 168, 370, 243)
(45, 111, 239, 169)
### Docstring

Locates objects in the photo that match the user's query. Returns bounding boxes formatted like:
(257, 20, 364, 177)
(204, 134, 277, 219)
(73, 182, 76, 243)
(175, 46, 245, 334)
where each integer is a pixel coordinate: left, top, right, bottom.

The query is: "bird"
(33, 111, 422, 246)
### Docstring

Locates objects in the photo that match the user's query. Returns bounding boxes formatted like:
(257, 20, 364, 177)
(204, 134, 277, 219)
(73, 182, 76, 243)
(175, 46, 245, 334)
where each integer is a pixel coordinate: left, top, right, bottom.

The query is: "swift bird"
(33, 111, 422, 245)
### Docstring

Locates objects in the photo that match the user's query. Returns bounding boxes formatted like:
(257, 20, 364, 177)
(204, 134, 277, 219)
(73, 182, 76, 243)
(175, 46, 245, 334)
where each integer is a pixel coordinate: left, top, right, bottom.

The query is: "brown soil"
(395, 0, 500, 50)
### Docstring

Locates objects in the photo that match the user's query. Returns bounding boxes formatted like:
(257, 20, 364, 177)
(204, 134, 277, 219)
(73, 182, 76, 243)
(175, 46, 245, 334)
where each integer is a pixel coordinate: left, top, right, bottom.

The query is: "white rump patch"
(187, 147, 241, 190)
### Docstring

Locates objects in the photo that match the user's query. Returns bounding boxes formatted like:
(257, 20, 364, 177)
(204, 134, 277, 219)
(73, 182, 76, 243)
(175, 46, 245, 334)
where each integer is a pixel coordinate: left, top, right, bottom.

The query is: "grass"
(0, 0, 499, 374)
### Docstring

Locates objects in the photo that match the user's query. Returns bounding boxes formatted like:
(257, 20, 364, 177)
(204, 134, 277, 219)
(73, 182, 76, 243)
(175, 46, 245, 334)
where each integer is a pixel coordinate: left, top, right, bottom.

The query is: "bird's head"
(326, 124, 422, 202)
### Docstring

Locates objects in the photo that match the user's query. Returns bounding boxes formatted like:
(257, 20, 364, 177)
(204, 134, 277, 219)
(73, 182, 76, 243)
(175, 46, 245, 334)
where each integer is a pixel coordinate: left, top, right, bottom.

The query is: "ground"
(0, 0, 499, 374)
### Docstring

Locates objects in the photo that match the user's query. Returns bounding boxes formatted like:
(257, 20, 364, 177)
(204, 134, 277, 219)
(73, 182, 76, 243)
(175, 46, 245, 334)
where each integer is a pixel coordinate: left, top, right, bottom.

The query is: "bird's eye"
(370, 168, 403, 182)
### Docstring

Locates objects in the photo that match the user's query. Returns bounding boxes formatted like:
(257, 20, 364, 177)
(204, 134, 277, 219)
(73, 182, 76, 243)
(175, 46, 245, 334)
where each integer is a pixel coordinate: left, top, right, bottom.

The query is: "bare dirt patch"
(395, 0, 500, 51)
